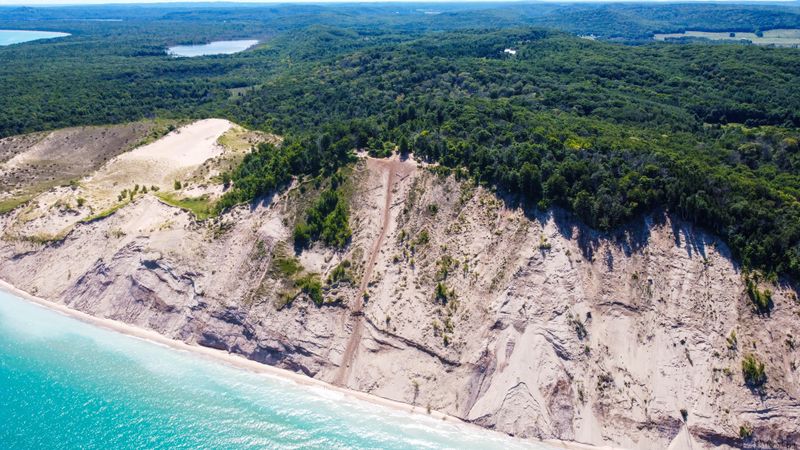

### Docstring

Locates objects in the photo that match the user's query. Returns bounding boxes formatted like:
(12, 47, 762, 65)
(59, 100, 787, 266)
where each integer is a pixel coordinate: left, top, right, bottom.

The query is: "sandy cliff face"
(1, 122, 798, 449)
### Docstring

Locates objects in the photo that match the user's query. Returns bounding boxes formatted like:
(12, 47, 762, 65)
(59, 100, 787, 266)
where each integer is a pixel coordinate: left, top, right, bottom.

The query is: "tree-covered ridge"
(2, 4, 800, 278)
(3, 2, 800, 137)
(3, 2, 799, 40)
(228, 29, 800, 277)
(215, 125, 355, 213)
(236, 29, 800, 131)
(2, 3, 800, 137)
(532, 3, 800, 40)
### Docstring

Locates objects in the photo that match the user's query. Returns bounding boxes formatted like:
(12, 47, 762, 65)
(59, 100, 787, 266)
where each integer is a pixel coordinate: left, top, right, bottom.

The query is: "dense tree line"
(215, 128, 354, 213)
(3, 4, 800, 277)
(227, 29, 800, 277)
(533, 3, 800, 40)
(293, 187, 352, 249)
(3, 2, 800, 137)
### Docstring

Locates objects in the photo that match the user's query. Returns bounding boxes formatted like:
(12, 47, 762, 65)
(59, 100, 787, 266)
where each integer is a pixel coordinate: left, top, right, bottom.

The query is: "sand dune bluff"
(1, 121, 799, 450)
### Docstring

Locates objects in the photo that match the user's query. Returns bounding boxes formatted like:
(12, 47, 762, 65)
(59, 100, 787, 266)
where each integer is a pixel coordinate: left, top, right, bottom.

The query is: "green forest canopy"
(2, 3, 800, 278)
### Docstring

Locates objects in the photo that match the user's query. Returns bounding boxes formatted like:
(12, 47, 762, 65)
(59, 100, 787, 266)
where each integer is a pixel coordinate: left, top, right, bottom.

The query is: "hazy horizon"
(1, 0, 797, 6)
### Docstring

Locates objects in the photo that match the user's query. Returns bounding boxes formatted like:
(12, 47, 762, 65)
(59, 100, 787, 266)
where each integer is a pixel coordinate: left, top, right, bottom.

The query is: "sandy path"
(335, 157, 413, 386)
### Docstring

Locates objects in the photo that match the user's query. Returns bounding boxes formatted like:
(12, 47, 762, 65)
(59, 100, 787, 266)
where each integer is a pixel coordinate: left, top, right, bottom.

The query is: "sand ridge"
(85, 118, 234, 201)
(0, 119, 240, 243)
(0, 122, 155, 205)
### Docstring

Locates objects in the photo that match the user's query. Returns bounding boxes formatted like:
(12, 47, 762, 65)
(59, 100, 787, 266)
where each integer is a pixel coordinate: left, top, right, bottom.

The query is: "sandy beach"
(0, 278, 607, 450)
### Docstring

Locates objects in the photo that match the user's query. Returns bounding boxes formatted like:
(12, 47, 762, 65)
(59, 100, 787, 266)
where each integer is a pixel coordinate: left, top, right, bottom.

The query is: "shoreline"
(0, 279, 608, 450)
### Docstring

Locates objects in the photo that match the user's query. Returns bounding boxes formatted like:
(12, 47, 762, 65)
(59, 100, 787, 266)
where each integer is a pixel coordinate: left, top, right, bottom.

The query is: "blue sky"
(1, 0, 794, 5)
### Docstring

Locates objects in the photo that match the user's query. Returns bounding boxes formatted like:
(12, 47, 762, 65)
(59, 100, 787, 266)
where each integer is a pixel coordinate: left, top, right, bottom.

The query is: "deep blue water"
(0, 30, 70, 46)
(0, 289, 550, 449)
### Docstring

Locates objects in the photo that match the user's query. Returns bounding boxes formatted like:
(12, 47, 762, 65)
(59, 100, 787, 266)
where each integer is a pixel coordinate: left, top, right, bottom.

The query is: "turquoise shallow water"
(168, 40, 258, 57)
(0, 30, 70, 46)
(0, 290, 550, 450)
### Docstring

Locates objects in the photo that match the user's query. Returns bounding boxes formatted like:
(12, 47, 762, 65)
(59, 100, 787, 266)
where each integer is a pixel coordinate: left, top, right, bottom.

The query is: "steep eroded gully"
(335, 156, 415, 386)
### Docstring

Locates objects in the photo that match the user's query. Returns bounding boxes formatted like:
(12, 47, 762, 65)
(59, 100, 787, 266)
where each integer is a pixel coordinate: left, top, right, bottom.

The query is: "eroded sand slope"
(0, 122, 156, 206)
(1, 122, 798, 450)
(83, 118, 233, 206)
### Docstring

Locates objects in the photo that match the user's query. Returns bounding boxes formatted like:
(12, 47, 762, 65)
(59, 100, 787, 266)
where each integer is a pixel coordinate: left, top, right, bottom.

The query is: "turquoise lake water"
(0, 289, 551, 449)
(0, 30, 70, 46)
(168, 40, 258, 57)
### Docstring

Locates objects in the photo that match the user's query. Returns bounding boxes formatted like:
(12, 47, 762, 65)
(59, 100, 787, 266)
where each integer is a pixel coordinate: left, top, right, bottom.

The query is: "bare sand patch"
(0, 122, 157, 208)
(85, 118, 234, 200)
(1, 119, 238, 241)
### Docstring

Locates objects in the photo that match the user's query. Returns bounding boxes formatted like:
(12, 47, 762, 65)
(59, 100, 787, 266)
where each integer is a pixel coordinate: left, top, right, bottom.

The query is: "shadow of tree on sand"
(491, 187, 743, 277)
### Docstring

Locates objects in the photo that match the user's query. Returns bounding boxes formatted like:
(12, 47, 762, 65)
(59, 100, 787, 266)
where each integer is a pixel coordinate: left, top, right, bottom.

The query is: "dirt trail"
(334, 156, 412, 386)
